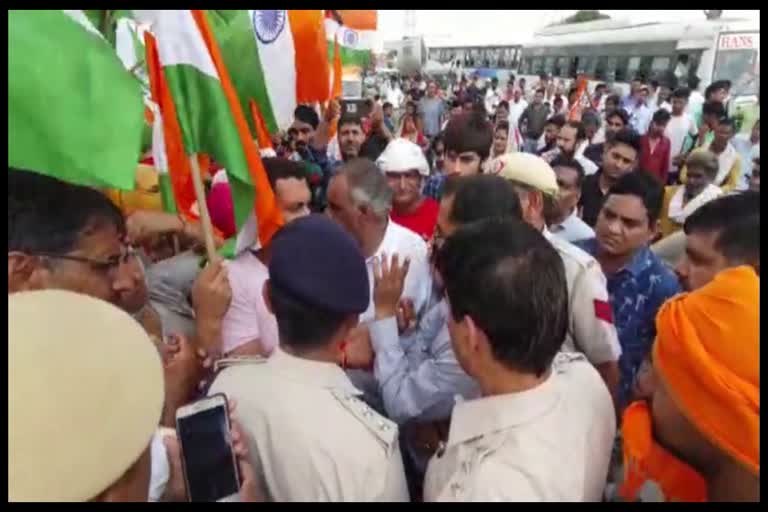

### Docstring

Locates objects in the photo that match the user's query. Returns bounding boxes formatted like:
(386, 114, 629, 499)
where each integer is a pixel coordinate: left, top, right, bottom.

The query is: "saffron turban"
(653, 265, 760, 475)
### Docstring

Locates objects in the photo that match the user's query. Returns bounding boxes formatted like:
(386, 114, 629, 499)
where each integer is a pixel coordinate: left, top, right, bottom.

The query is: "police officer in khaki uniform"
(496, 152, 622, 401)
(424, 219, 616, 501)
(209, 215, 409, 502)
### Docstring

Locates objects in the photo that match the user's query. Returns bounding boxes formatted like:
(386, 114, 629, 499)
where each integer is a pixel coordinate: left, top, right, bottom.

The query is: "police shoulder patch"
(214, 355, 267, 374)
(331, 388, 398, 452)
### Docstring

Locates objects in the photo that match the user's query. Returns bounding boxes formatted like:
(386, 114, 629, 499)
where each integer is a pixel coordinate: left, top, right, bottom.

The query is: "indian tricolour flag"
(137, 10, 283, 254)
(324, 10, 377, 78)
(115, 15, 150, 89)
(208, 10, 330, 135)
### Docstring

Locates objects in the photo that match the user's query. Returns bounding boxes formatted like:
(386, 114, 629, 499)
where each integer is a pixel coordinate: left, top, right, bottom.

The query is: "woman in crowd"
(399, 113, 429, 150)
(484, 121, 516, 172)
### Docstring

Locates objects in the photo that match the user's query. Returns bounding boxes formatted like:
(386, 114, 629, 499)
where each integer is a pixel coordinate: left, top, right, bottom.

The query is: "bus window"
(605, 57, 618, 82)
(544, 56, 555, 75)
(532, 57, 543, 75)
(639, 56, 654, 79)
(595, 57, 607, 80)
(557, 57, 569, 77)
(614, 57, 629, 82)
(568, 57, 580, 78)
(626, 56, 641, 80)
(714, 46, 759, 97)
(579, 56, 597, 77)
(651, 56, 672, 73)
(520, 57, 530, 75)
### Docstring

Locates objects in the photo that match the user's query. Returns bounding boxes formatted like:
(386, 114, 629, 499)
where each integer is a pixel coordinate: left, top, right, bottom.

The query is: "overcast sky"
(376, 10, 760, 49)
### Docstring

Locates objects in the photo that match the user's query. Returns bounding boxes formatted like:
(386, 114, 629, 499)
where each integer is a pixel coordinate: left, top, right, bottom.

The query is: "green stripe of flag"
(207, 10, 280, 135)
(163, 63, 255, 237)
(327, 42, 371, 69)
(158, 173, 177, 214)
(9, 10, 144, 191)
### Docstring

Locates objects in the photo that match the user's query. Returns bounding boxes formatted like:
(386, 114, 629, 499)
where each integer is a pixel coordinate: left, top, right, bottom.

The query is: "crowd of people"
(9, 63, 760, 502)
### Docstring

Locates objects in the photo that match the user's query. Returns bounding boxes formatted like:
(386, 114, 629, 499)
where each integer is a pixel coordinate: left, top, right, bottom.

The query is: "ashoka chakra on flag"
(252, 10, 286, 44)
(342, 28, 359, 48)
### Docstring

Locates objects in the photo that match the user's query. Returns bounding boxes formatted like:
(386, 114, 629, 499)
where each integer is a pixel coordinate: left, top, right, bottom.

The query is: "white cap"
(376, 138, 430, 177)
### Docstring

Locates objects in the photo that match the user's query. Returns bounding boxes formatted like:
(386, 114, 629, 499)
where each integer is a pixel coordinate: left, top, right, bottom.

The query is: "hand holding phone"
(176, 394, 242, 502)
(228, 416, 262, 502)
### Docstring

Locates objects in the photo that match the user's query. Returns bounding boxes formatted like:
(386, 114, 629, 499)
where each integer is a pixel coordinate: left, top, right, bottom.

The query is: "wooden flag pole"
(188, 154, 217, 261)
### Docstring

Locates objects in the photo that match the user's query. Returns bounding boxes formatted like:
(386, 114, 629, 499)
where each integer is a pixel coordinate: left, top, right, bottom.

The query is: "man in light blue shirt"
(365, 174, 522, 494)
(731, 119, 759, 191)
(550, 211, 595, 244)
(621, 77, 644, 111)
(624, 86, 653, 135)
(548, 156, 595, 244)
(418, 81, 445, 139)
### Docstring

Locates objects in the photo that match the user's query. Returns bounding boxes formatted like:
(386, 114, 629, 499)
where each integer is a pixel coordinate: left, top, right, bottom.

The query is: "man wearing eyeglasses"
(8, 168, 232, 501)
(377, 139, 439, 241)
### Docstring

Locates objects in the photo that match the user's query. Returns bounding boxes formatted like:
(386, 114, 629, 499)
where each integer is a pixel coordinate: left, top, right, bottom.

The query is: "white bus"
(426, 43, 522, 86)
(518, 18, 759, 105)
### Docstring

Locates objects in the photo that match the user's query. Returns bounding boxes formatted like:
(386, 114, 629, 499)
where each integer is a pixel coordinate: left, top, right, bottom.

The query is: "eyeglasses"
(33, 245, 137, 279)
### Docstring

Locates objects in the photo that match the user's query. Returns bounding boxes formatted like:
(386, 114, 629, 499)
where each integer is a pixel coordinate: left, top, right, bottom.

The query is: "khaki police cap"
(9, 290, 164, 502)
(496, 152, 559, 197)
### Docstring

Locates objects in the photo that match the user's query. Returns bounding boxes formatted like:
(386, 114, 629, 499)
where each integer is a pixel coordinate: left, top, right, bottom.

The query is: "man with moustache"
(575, 171, 680, 407)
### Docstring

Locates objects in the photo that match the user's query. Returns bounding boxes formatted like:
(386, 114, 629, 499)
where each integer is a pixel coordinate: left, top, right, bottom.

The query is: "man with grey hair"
(327, 158, 431, 321)
(326, 158, 432, 410)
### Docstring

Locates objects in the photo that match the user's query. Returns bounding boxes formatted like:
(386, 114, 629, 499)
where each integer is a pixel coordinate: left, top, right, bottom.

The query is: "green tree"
(552, 10, 610, 26)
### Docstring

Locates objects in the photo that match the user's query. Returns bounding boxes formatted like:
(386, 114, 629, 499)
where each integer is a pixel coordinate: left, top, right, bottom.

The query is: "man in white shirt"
(548, 156, 595, 244)
(685, 75, 705, 121)
(385, 77, 404, 110)
(674, 54, 690, 86)
(665, 88, 699, 181)
(327, 159, 431, 322)
(541, 121, 599, 176)
(326, 158, 432, 408)
(423, 218, 616, 501)
(484, 77, 502, 117)
(651, 83, 673, 114)
(507, 87, 528, 129)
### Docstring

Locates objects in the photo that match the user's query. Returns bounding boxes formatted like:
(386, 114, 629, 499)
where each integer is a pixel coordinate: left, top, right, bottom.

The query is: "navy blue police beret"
(268, 215, 369, 315)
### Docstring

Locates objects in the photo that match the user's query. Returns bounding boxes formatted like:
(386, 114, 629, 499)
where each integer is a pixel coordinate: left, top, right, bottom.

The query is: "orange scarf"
(618, 400, 708, 502)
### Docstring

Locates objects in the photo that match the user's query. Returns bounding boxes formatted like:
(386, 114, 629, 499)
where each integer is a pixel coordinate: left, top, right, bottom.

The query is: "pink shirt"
(221, 251, 279, 356)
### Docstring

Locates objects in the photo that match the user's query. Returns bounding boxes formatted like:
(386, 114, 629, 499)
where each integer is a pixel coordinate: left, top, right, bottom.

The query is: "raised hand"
(373, 252, 411, 321)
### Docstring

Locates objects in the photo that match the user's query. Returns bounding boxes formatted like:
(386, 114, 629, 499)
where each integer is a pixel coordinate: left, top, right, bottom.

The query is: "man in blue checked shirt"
(576, 171, 680, 408)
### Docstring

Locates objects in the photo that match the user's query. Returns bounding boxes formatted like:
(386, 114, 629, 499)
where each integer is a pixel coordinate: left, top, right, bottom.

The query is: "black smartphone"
(176, 393, 240, 502)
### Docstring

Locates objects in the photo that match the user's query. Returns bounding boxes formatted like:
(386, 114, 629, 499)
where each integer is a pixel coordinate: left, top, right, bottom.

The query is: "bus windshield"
(713, 32, 760, 97)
